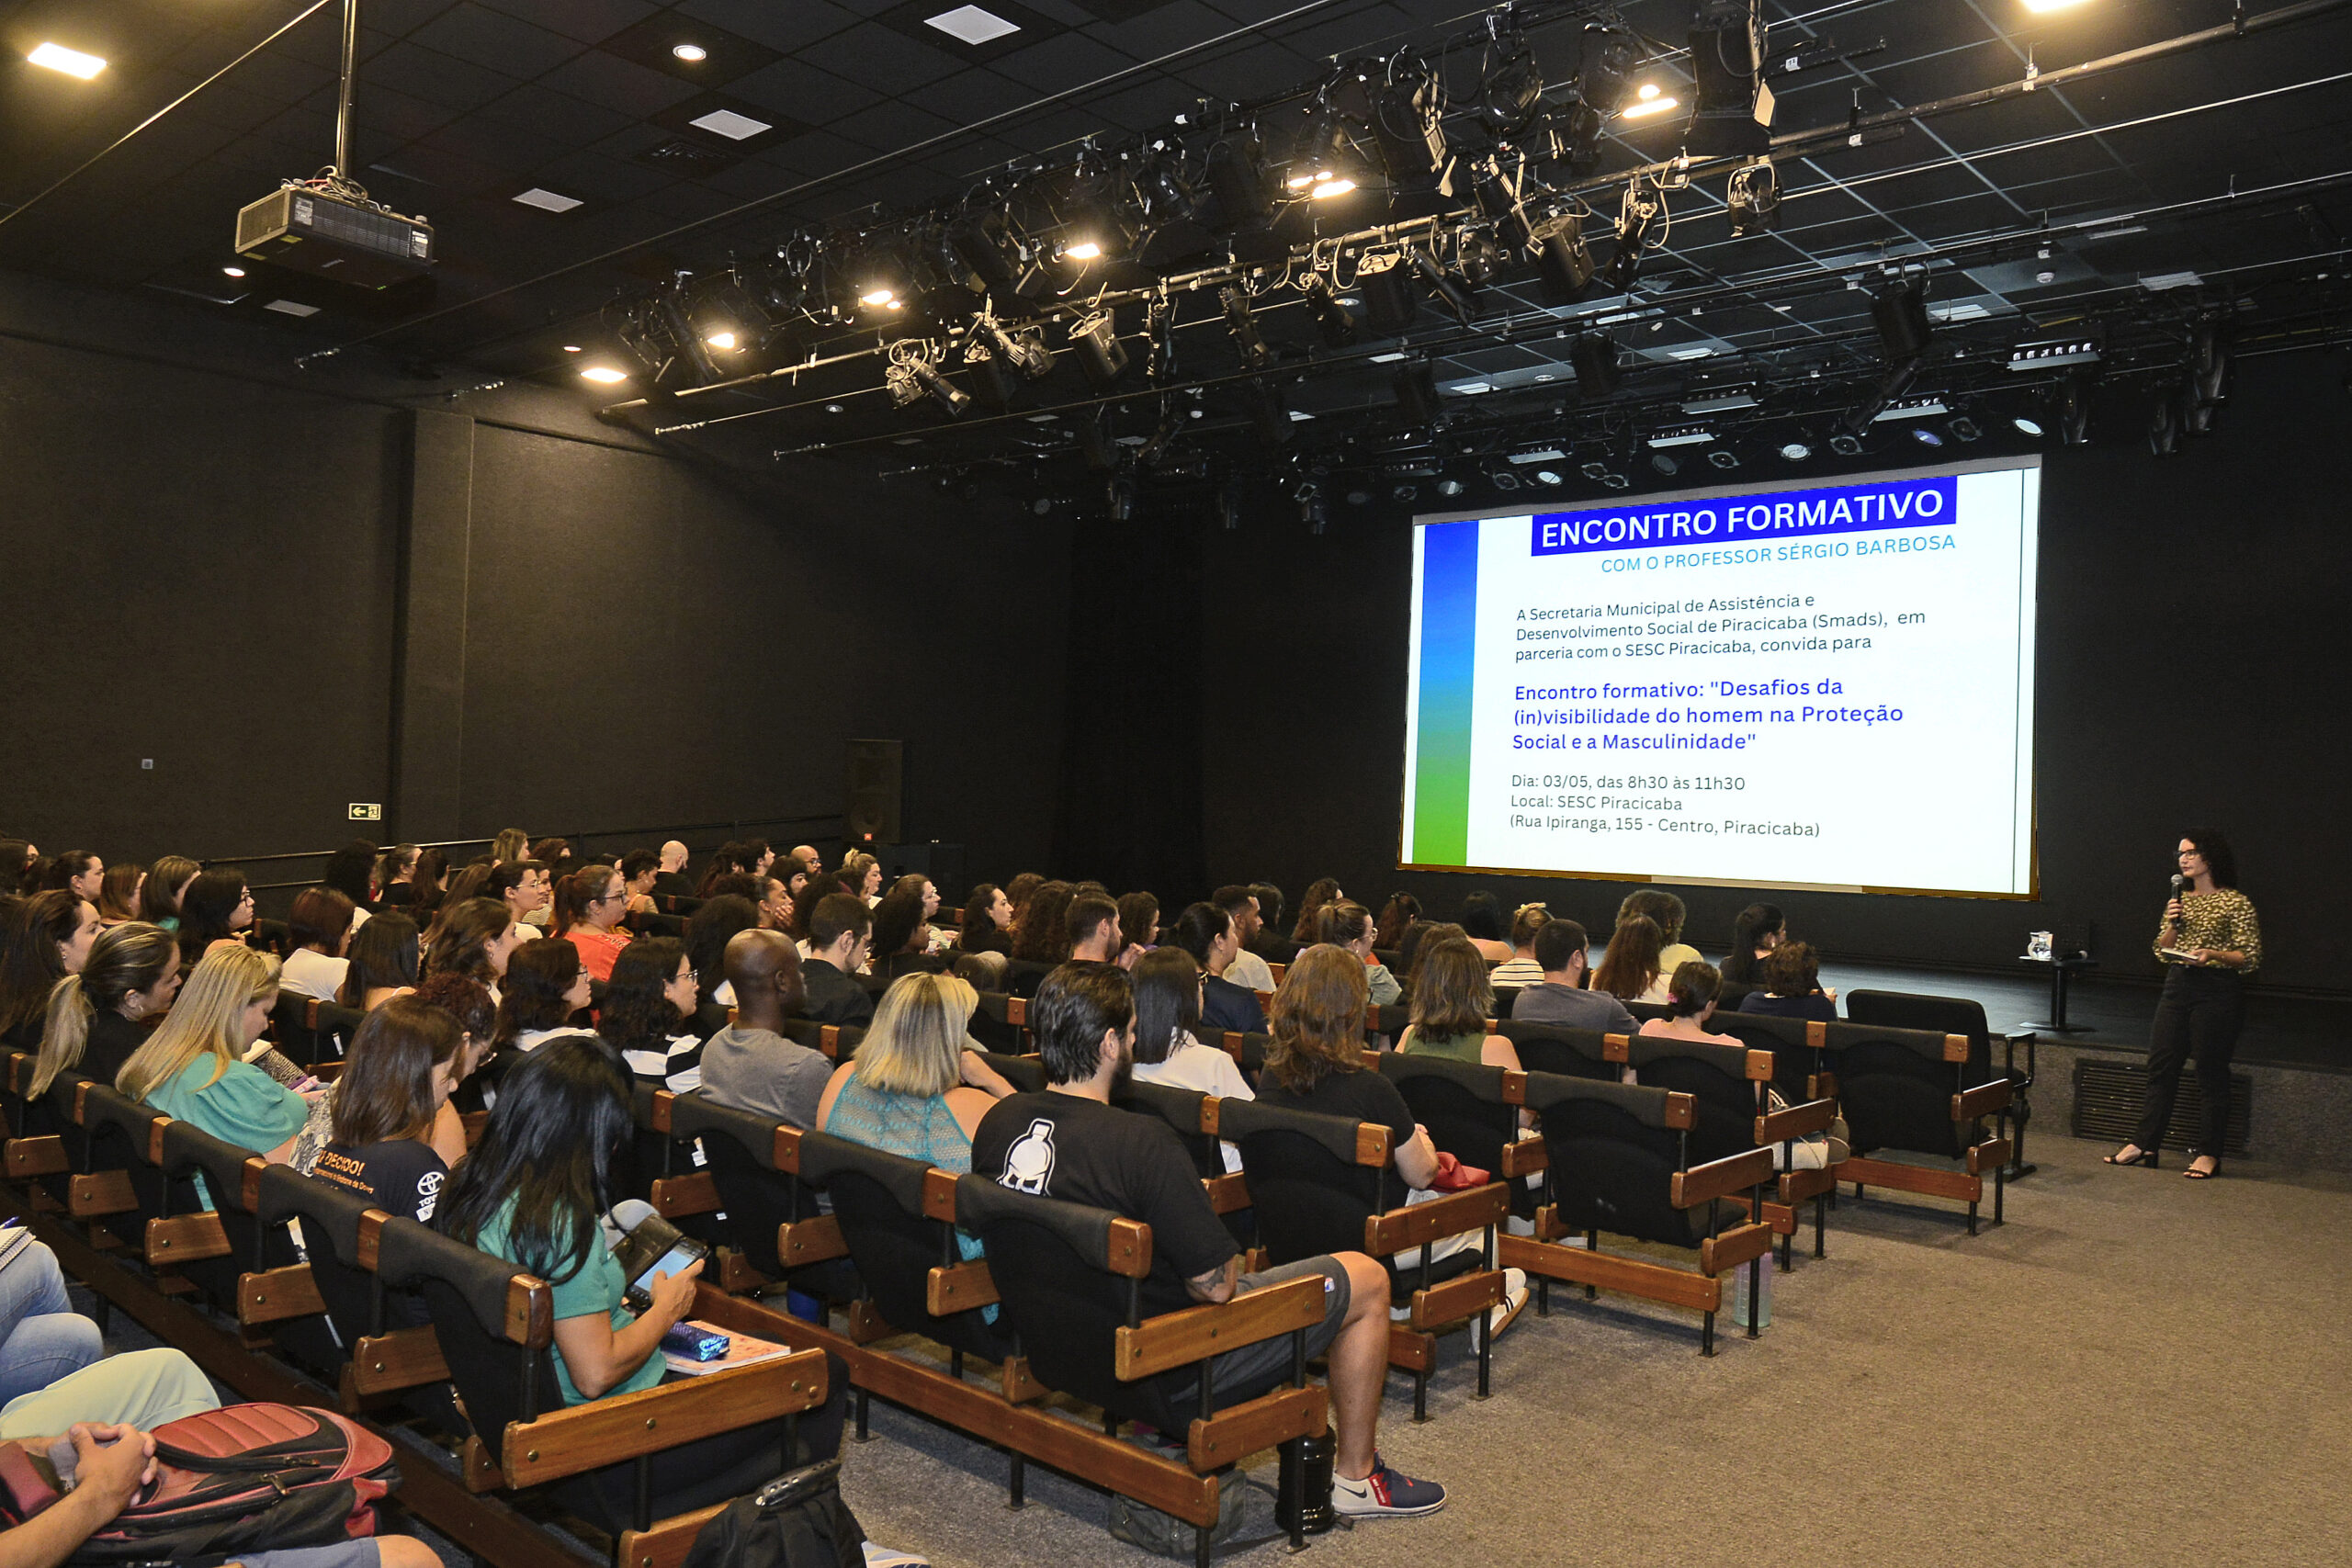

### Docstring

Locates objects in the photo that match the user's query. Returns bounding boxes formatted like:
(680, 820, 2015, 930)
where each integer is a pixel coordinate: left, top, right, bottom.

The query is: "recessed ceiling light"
(1368, 351, 1408, 364)
(221, 265, 246, 278)
(513, 187, 582, 213)
(28, 42, 106, 79)
(671, 43, 708, 62)
(689, 108, 771, 141)
(581, 366, 628, 384)
(2013, 415, 2045, 436)
(924, 6, 1022, 46)
(264, 299, 321, 317)
(562, 344, 582, 353)
(825, 402, 845, 413)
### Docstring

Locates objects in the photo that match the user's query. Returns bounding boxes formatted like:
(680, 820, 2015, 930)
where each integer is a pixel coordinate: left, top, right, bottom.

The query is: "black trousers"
(2134, 965, 2245, 1156)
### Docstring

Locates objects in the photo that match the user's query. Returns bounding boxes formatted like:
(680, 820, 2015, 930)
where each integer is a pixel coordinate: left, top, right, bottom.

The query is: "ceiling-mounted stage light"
(1829, 433, 1863, 455)
(2189, 321, 2232, 412)
(1532, 468, 1565, 486)
(1562, 26, 1640, 169)
(2057, 374, 2094, 445)
(1571, 333, 1623, 399)
(1145, 294, 1177, 384)
(1949, 416, 1982, 442)
(1298, 272, 1358, 346)
(1221, 286, 1274, 370)
(1391, 362, 1442, 428)
(1076, 407, 1117, 471)
(1107, 469, 1136, 521)
(1358, 253, 1415, 335)
(1603, 178, 1664, 293)
(1686, 0, 1775, 156)
(1580, 459, 1629, 489)
(580, 366, 628, 384)
(1215, 486, 1241, 532)
(1528, 210, 1597, 304)
(1487, 467, 1521, 491)
(1369, 65, 1453, 219)
(1204, 135, 1285, 263)
(1650, 452, 1679, 476)
(2007, 330, 2102, 371)
(1070, 310, 1128, 389)
(1647, 425, 1713, 448)
(1296, 479, 1328, 533)
(1478, 17, 1546, 141)
(1436, 478, 1465, 497)
(1408, 246, 1476, 325)
(981, 317, 1054, 379)
(1871, 278, 1934, 361)
(944, 212, 1026, 307)
(886, 353, 970, 417)
(2147, 388, 2187, 457)
(1780, 439, 1812, 460)
(1621, 83, 1680, 121)
(1911, 427, 1944, 447)
(1241, 378, 1293, 447)
(2012, 415, 2045, 437)
(1708, 448, 1740, 468)
(1725, 159, 1780, 237)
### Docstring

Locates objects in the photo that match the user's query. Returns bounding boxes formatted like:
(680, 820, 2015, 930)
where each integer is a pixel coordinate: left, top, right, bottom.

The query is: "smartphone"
(623, 1236, 707, 1312)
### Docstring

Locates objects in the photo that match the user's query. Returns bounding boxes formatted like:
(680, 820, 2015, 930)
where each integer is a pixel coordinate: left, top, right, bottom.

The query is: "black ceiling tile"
(365, 40, 524, 113)
(1076, 76, 1189, 133)
(911, 66, 1036, 126)
(799, 23, 967, 92)
(210, 47, 334, 111)
(985, 29, 1138, 94)
(526, 149, 675, 205)
(412, 4, 586, 78)
(424, 112, 577, 175)
(873, 0, 1068, 65)
(537, 50, 702, 118)
(379, 140, 515, 197)
(691, 157, 797, 200)
(724, 56, 883, 122)
(472, 0, 661, 46)
(673, 0, 865, 52)
(1272, 6, 1417, 66)
(828, 99, 971, 156)
(1080, 0, 1227, 58)
(355, 0, 469, 39)
(1169, 45, 1312, 103)
(350, 84, 466, 145)
(758, 127, 888, 180)
(470, 82, 638, 142)
(595, 9, 782, 88)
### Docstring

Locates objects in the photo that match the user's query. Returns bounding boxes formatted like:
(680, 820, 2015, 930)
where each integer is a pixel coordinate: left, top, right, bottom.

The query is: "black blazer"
(1200, 975, 1267, 1035)
(798, 960, 876, 1027)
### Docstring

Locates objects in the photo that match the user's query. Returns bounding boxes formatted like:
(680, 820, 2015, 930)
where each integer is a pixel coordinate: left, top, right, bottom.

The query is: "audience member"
(1116, 891, 1159, 955)
(0, 840, 34, 897)
(373, 843, 422, 907)
(1247, 883, 1288, 958)
(0, 1236, 102, 1408)
(43, 852, 104, 904)
(1171, 902, 1267, 1034)
(1002, 873, 1044, 931)
(1510, 920, 1637, 1033)
(1373, 892, 1421, 952)
(1456, 892, 1513, 963)
(959, 884, 1013, 955)
(408, 847, 452, 916)
(652, 840, 695, 898)
(1720, 902, 1786, 988)
(440, 860, 495, 912)
(34, 922, 181, 1095)
(1210, 886, 1277, 992)
(340, 911, 421, 1010)
(1312, 900, 1400, 1007)
(844, 852, 884, 906)
(1066, 893, 1136, 968)
(1489, 906, 1551, 987)
(279, 887, 356, 1002)
(695, 840, 752, 898)
(618, 849, 662, 914)
(684, 894, 760, 1010)
(411, 973, 495, 1088)
(311, 996, 469, 1223)
(1, 891, 100, 1049)
(1011, 881, 1075, 964)
(816, 972, 1014, 1175)
(600, 938, 704, 1092)
(741, 839, 775, 877)
(786, 844, 821, 881)
(1128, 947, 1253, 1171)
(423, 898, 520, 1004)
(1640, 962, 1744, 1047)
(799, 895, 877, 1027)
(870, 882, 935, 982)
(1398, 940, 1521, 1070)
(487, 861, 551, 941)
(975, 962, 1447, 1519)
(173, 868, 255, 967)
(1290, 879, 1343, 943)
(1618, 888, 1702, 976)
(1592, 914, 1671, 1004)
(1738, 941, 1839, 1021)
(95, 863, 144, 927)
(119, 946, 316, 1167)
(706, 872, 762, 907)
(553, 864, 633, 983)
(136, 855, 200, 931)
(700, 930, 831, 1129)
(491, 940, 595, 1061)
(491, 829, 530, 864)
(322, 840, 379, 919)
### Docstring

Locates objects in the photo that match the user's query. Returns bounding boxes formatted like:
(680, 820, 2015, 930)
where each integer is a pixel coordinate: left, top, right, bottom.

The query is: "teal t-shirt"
(474, 1198, 663, 1406)
(144, 1058, 309, 1208)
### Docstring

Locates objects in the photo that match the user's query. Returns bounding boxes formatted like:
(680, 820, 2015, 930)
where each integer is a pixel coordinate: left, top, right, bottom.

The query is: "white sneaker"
(1470, 1268, 1530, 1350)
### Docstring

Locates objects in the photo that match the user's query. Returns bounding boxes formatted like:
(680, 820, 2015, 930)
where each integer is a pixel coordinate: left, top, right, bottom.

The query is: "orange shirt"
(565, 924, 631, 983)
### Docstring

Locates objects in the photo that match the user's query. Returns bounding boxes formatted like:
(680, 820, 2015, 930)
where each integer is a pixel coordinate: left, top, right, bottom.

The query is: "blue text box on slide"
(1531, 474, 1958, 558)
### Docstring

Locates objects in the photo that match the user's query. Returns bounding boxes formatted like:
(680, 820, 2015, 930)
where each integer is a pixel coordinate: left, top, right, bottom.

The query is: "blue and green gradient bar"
(1412, 521, 1478, 864)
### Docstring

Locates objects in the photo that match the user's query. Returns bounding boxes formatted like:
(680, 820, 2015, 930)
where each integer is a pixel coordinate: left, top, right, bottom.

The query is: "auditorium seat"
(271, 993, 367, 1069)
(1374, 1052, 1545, 1224)
(1219, 1097, 1507, 1421)
(1623, 1035, 1835, 1266)
(1820, 1020, 2013, 1234)
(1495, 1019, 1619, 1081)
(1846, 989, 2034, 1175)
(1498, 1073, 1774, 1356)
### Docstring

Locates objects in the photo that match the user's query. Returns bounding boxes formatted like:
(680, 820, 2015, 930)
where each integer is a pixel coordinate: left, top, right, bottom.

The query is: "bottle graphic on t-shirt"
(1001, 1118, 1057, 1195)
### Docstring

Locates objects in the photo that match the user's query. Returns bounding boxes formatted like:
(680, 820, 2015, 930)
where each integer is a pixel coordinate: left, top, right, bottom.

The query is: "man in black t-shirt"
(970, 964, 1445, 1520)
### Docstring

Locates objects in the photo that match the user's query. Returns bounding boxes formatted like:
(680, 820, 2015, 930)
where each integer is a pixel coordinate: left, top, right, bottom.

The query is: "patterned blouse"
(2153, 887, 2262, 974)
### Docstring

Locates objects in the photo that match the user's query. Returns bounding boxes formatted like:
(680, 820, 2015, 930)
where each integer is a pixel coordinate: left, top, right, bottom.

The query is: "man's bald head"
(661, 840, 689, 872)
(789, 845, 820, 876)
(725, 927, 804, 1027)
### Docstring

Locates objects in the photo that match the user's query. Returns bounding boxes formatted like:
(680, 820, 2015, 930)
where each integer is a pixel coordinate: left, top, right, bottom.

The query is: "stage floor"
(1814, 957, 2348, 1074)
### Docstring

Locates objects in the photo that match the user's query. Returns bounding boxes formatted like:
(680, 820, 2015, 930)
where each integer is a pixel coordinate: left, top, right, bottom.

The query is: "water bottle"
(1730, 1253, 1773, 1330)
(1277, 1431, 1335, 1534)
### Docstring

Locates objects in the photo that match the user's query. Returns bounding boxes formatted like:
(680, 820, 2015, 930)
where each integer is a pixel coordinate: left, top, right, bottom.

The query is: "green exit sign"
(348, 804, 381, 821)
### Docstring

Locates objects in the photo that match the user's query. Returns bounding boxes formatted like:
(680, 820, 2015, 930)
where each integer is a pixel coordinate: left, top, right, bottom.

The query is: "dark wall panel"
(1194, 355, 2349, 994)
(0, 334, 401, 862)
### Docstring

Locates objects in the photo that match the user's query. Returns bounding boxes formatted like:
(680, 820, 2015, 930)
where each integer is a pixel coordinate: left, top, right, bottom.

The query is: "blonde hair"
(33, 922, 180, 1097)
(118, 945, 278, 1103)
(852, 972, 978, 1099)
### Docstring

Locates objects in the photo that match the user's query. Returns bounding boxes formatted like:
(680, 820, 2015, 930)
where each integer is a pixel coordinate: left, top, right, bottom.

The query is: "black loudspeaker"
(845, 739, 903, 844)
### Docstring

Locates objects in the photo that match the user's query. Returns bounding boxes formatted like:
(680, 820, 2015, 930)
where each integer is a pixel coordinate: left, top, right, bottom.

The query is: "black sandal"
(2183, 1157, 2221, 1179)
(2103, 1147, 2158, 1168)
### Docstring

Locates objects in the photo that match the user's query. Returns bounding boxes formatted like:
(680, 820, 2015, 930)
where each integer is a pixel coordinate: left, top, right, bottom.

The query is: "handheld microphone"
(2168, 874, 2189, 929)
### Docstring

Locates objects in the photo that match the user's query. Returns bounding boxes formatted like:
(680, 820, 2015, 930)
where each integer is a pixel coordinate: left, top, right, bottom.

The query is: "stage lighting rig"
(1527, 208, 1597, 303)
(1570, 333, 1622, 399)
(1369, 57, 1453, 219)
(1071, 309, 1129, 389)
(1299, 272, 1358, 346)
(1724, 159, 1780, 237)
(1870, 278, 1934, 361)
(1408, 246, 1476, 325)
(1146, 293, 1178, 384)
(1601, 177, 1666, 293)
(1686, 0, 1775, 157)
(1477, 16, 1545, 141)
(980, 315, 1055, 379)
(1558, 26, 1641, 171)
(885, 344, 969, 417)
(1358, 252, 1415, 335)
(1222, 285, 1274, 369)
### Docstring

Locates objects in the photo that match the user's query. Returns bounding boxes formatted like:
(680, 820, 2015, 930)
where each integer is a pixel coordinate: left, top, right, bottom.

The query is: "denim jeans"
(0, 1240, 102, 1409)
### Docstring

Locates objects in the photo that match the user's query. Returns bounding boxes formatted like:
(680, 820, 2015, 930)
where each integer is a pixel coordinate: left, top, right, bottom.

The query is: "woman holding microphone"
(2106, 829, 2261, 1179)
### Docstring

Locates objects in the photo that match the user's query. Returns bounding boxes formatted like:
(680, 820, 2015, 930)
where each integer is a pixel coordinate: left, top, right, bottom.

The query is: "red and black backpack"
(0, 1403, 398, 1563)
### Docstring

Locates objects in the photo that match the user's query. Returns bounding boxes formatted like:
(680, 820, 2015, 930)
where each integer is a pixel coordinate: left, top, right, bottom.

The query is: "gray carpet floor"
(836, 1139, 2352, 1568)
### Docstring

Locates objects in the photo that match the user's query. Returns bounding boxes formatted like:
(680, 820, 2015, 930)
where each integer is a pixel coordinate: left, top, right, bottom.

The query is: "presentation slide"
(1400, 457, 2039, 897)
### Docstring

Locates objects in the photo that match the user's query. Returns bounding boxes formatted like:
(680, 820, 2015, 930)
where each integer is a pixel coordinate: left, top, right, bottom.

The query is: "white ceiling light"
(2019, 0, 2091, 12)
(562, 344, 582, 353)
(512, 187, 582, 213)
(1621, 85, 1679, 120)
(705, 331, 738, 350)
(580, 366, 628, 384)
(671, 43, 708, 62)
(924, 6, 1022, 46)
(689, 108, 771, 141)
(28, 42, 107, 79)
(221, 265, 246, 278)
(1063, 241, 1102, 260)
(265, 299, 321, 317)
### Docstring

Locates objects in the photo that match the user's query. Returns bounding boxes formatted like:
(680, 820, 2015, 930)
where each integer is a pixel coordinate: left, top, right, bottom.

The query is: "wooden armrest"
(777, 1214, 848, 1267)
(1202, 1171, 1250, 1215)
(68, 1169, 138, 1218)
(1699, 1222, 1774, 1277)
(352, 1325, 451, 1395)
(650, 1171, 720, 1220)
(921, 1167, 958, 1224)
(1807, 1072, 1838, 1100)
(1601, 1032, 1630, 1062)
(1953, 1080, 2012, 1121)
(1189, 1384, 1326, 1473)
(1756, 1097, 1837, 1145)
(925, 1260, 999, 1315)
(1114, 1273, 1323, 1382)
(499, 1348, 828, 1486)
(146, 1212, 230, 1264)
(1778, 1167, 1835, 1203)
(1498, 1138, 1547, 1179)
(1670, 1146, 1774, 1209)
(5, 1136, 66, 1179)
(1967, 1137, 2014, 1176)
(237, 1264, 325, 1325)
(1363, 1182, 1508, 1257)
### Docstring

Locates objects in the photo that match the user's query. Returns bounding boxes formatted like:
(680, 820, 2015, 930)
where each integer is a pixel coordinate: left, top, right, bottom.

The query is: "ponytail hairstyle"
(139, 856, 201, 926)
(34, 922, 178, 1095)
(1373, 893, 1420, 951)
(340, 912, 421, 1007)
(1721, 904, 1784, 987)
(1290, 879, 1343, 943)
(550, 865, 618, 938)
(1665, 959, 1722, 1020)
(411, 848, 451, 913)
(119, 945, 278, 1102)
(373, 844, 420, 897)
(424, 899, 514, 988)
(492, 939, 584, 1049)
(0, 891, 92, 1040)
(1311, 899, 1374, 951)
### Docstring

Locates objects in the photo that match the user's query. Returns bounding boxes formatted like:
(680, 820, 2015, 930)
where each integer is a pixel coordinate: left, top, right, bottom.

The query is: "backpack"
(680, 1459, 865, 1568)
(0, 1404, 398, 1564)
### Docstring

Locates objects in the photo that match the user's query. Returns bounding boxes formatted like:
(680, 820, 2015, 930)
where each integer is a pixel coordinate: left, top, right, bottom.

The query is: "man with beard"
(968, 964, 1444, 1519)
(1212, 885, 1276, 994)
